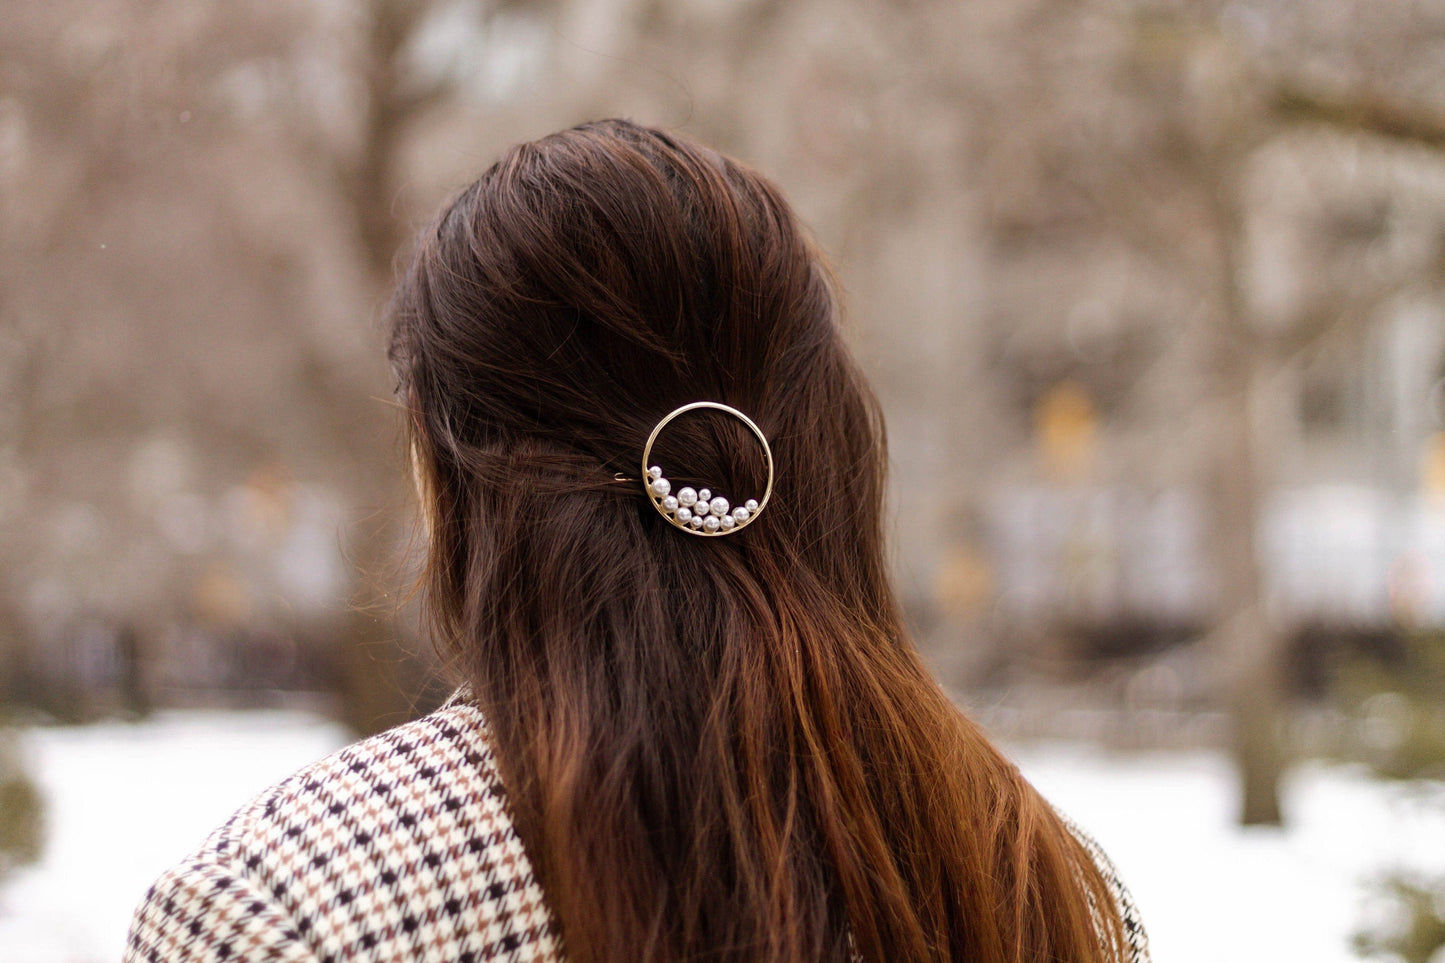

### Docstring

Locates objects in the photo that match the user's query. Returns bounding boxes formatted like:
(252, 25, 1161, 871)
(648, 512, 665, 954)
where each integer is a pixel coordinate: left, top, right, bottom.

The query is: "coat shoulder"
(125, 703, 563, 963)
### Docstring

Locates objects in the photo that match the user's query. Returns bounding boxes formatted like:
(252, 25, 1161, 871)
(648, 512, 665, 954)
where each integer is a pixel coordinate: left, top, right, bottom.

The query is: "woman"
(126, 119, 1149, 963)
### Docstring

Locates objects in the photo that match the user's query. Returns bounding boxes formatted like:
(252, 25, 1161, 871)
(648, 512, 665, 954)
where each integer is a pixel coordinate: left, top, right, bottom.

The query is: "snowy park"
(5, 2, 1445, 959)
(1, 709, 1441, 963)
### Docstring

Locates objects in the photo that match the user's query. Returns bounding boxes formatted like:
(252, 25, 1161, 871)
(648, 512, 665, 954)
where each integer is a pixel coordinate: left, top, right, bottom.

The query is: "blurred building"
(982, 302, 1445, 635)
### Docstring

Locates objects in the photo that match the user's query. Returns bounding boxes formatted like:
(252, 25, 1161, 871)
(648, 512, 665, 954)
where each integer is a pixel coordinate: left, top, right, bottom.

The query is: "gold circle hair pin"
(640, 401, 773, 536)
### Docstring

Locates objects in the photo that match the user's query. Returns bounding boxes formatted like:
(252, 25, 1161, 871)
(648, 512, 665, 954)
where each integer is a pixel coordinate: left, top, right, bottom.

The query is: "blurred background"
(2, 0, 1445, 960)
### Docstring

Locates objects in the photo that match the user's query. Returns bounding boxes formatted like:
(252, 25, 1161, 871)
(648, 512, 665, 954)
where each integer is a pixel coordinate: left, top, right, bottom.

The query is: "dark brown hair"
(388, 119, 1126, 963)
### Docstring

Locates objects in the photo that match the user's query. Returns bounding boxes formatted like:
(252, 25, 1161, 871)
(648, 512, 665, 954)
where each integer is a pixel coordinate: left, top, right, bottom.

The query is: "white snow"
(1, 711, 1441, 963)
(1010, 741, 1445, 963)
(0, 711, 350, 963)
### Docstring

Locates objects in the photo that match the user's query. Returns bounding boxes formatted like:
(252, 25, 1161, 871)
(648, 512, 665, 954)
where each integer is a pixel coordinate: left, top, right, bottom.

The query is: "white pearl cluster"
(646, 465, 760, 535)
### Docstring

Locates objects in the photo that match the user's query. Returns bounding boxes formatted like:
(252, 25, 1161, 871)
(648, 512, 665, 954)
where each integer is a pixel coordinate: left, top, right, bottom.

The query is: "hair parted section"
(387, 119, 1128, 963)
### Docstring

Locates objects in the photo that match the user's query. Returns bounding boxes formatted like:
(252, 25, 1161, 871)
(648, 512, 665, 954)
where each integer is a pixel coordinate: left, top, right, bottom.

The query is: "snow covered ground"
(0, 711, 350, 963)
(1011, 742, 1444, 963)
(0, 710, 1441, 963)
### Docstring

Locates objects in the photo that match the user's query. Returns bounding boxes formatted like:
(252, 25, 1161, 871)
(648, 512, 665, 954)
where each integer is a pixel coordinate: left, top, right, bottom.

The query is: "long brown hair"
(388, 119, 1126, 963)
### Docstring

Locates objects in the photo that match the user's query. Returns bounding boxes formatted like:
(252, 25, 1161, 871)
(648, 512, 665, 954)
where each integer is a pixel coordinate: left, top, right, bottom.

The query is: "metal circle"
(641, 401, 773, 537)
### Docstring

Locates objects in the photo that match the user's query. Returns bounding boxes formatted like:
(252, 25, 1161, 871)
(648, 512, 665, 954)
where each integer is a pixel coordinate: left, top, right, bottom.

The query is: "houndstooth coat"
(124, 694, 1151, 963)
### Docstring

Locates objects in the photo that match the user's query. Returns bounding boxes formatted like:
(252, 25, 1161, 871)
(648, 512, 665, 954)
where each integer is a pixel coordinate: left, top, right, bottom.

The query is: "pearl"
(698, 488, 711, 502)
(732, 507, 749, 523)
(662, 495, 678, 512)
(649, 477, 671, 497)
(689, 515, 704, 529)
(678, 487, 698, 507)
(648, 465, 663, 480)
(744, 499, 759, 513)
(709, 496, 729, 517)
(719, 515, 736, 530)
(675, 506, 692, 523)
(703, 515, 721, 532)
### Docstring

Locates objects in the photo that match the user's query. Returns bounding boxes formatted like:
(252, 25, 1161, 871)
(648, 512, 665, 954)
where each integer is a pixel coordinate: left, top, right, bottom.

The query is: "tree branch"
(1272, 85, 1445, 151)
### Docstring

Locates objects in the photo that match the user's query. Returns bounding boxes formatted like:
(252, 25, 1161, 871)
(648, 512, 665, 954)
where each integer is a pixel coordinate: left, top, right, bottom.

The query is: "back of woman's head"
(388, 119, 1126, 963)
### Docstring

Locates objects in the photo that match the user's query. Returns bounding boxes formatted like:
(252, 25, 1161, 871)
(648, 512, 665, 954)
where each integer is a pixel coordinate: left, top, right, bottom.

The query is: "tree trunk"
(1211, 344, 1286, 826)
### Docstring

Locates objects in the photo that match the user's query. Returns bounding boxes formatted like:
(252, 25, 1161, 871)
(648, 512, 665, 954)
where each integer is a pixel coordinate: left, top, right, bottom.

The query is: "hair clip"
(641, 401, 773, 536)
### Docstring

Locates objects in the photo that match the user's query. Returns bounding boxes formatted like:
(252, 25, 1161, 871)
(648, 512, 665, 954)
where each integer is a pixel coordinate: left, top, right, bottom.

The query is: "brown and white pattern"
(124, 699, 561, 963)
(125, 698, 1149, 963)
